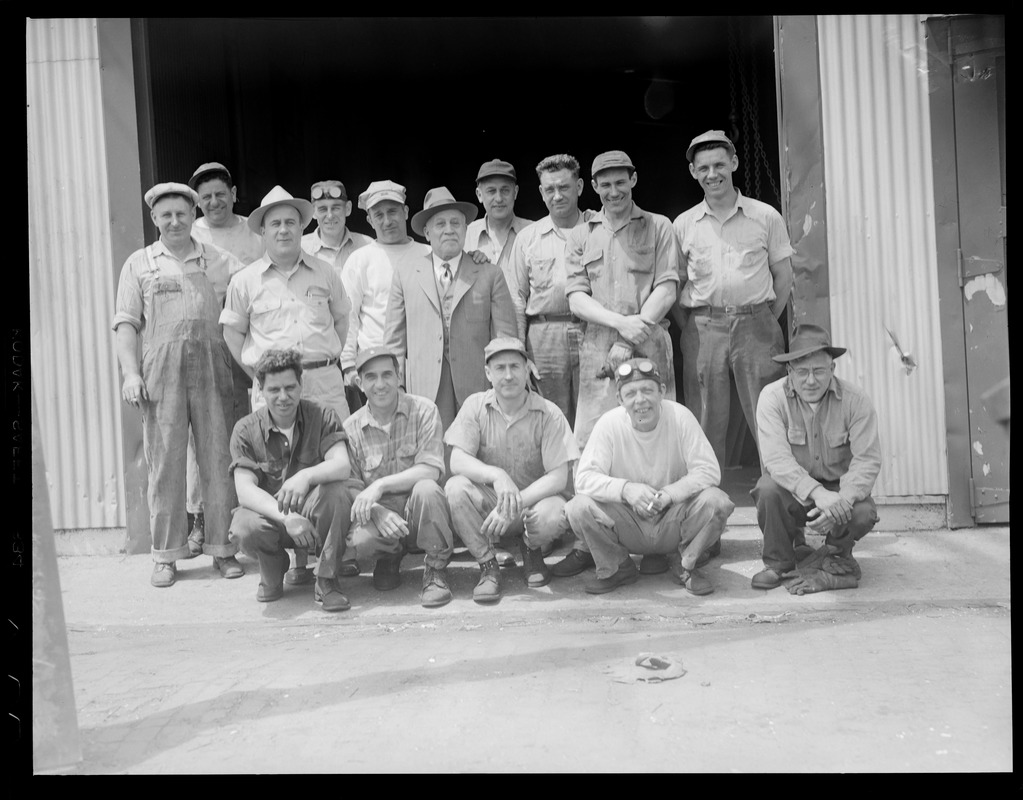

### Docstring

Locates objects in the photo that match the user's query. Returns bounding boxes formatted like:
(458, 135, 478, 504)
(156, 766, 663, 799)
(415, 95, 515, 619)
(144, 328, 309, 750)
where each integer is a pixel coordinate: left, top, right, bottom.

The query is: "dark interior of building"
(135, 16, 782, 495)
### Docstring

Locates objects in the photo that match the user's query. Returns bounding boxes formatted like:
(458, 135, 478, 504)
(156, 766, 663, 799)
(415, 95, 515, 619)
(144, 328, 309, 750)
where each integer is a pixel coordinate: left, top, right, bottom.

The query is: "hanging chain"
(727, 19, 741, 168)
(746, 19, 780, 205)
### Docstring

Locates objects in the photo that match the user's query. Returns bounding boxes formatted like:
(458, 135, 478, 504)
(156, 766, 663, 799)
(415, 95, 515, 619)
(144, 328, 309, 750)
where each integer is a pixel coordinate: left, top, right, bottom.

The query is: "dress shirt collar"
(357, 390, 413, 430)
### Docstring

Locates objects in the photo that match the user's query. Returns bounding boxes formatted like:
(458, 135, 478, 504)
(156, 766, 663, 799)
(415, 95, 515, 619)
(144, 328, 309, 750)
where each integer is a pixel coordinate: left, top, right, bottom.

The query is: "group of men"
(114, 129, 882, 610)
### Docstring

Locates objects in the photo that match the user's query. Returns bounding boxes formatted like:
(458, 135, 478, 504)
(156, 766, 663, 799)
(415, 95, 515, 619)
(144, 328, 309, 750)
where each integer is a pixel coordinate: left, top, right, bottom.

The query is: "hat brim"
(410, 201, 478, 237)
(188, 168, 231, 190)
(773, 344, 847, 364)
(686, 140, 734, 163)
(247, 198, 315, 233)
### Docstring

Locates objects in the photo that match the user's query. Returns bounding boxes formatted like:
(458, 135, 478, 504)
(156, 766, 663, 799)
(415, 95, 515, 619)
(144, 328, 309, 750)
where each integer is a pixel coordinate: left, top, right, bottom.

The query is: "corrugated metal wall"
(817, 15, 948, 497)
(27, 18, 126, 529)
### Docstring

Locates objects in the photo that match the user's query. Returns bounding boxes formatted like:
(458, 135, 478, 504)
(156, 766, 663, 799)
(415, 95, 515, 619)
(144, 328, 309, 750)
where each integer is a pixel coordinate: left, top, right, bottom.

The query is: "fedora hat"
(772, 323, 847, 363)
(247, 185, 314, 233)
(410, 186, 478, 236)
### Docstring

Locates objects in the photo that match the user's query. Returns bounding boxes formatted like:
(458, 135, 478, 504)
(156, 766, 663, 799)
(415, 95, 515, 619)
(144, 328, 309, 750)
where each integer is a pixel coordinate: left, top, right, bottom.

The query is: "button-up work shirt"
(564, 203, 680, 314)
(220, 251, 350, 368)
(756, 374, 882, 505)
(113, 237, 243, 334)
(340, 239, 431, 371)
(674, 189, 794, 308)
(343, 391, 445, 489)
(229, 399, 347, 495)
(302, 228, 373, 274)
(511, 210, 596, 340)
(192, 215, 264, 266)
(444, 389, 579, 491)
(466, 214, 532, 320)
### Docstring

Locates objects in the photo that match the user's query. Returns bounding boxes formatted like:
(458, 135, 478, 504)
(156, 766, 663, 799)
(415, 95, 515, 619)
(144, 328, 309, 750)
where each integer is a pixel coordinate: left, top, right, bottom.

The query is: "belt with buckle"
(691, 302, 769, 316)
(527, 313, 580, 324)
(301, 356, 340, 370)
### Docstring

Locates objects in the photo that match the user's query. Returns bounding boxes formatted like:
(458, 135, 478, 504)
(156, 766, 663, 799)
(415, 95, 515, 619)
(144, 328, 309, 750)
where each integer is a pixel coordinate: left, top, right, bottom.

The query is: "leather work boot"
(421, 565, 453, 608)
(639, 553, 669, 574)
(584, 557, 639, 594)
(186, 512, 205, 558)
(339, 558, 360, 577)
(151, 562, 177, 588)
(519, 540, 551, 587)
(314, 577, 351, 612)
(373, 552, 403, 591)
(550, 548, 595, 578)
(669, 560, 714, 596)
(473, 557, 502, 603)
(214, 555, 244, 579)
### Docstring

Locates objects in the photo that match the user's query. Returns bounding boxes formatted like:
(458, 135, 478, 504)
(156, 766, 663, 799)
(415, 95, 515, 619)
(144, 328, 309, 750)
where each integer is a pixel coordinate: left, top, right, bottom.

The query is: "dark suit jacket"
(383, 251, 517, 405)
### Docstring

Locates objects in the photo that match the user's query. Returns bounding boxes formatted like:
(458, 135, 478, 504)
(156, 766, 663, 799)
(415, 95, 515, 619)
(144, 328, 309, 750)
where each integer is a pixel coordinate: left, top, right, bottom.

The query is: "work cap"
(145, 182, 199, 209)
(310, 180, 348, 202)
(686, 130, 736, 163)
(476, 158, 517, 183)
(247, 185, 314, 232)
(484, 337, 528, 363)
(772, 324, 847, 364)
(590, 150, 635, 177)
(410, 187, 478, 236)
(355, 346, 399, 373)
(615, 358, 662, 388)
(359, 180, 407, 211)
(188, 162, 232, 190)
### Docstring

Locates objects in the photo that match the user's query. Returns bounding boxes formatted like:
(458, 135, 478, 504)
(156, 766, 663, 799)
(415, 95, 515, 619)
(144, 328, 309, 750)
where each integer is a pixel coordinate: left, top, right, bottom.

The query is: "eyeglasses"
(311, 185, 345, 201)
(790, 366, 831, 381)
(616, 360, 657, 379)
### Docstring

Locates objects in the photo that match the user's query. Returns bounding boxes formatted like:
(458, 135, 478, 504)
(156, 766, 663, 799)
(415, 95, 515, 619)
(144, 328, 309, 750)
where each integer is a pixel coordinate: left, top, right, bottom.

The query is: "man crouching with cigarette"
(563, 358, 734, 596)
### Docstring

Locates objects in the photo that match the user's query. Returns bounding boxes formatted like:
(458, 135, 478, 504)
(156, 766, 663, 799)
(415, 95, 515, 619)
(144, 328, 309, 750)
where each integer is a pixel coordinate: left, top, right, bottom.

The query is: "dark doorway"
(135, 15, 782, 504)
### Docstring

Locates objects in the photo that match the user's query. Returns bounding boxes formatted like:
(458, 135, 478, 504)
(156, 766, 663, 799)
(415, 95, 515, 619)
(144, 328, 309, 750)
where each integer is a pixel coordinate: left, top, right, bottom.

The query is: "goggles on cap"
(311, 185, 345, 201)
(616, 360, 658, 380)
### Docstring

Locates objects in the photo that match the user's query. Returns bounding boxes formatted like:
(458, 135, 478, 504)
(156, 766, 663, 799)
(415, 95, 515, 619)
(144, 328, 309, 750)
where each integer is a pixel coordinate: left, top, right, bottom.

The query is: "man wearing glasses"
(750, 324, 881, 594)
(561, 358, 733, 596)
(302, 180, 373, 274)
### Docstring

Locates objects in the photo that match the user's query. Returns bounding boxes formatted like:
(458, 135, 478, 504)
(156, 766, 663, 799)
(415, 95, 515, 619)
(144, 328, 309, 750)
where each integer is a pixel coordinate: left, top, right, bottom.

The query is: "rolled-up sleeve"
(414, 401, 446, 473)
(444, 395, 482, 456)
(650, 217, 682, 290)
(220, 269, 251, 333)
(318, 407, 348, 459)
(767, 210, 795, 264)
(229, 417, 264, 482)
(112, 254, 145, 332)
(563, 226, 592, 297)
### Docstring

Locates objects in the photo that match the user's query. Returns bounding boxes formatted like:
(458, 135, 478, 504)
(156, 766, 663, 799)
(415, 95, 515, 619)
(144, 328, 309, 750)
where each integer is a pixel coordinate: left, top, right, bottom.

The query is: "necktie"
(440, 262, 452, 293)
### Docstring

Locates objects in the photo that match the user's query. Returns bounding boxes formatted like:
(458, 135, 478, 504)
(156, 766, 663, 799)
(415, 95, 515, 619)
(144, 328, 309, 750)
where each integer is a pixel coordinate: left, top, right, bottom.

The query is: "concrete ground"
(47, 525, 1011, 773)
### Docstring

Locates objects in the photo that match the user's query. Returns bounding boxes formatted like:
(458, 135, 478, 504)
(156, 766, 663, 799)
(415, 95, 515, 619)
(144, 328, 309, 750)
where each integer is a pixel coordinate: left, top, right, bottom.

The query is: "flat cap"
(145, 182, 199, 209)
(484, 337, 527, 363)
(590, 150, 635, 177)
(358, 180, 407, 211)
(686, 130, 736, 163)
(188, 162, 232, 190)
(355, 346, 399, 373)
(476, 159, 517, 183)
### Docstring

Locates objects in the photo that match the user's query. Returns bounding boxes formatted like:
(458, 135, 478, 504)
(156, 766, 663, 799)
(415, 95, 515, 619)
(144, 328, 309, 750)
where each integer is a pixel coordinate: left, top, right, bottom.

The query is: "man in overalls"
(113, 182, 243, 588)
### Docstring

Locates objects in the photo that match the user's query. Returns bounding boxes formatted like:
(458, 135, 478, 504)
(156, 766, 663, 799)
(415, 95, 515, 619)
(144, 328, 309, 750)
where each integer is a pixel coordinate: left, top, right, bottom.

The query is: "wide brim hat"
(772, 323, 847, 363)
(410, 186, 478, 236)
(247, 185, 314, 233)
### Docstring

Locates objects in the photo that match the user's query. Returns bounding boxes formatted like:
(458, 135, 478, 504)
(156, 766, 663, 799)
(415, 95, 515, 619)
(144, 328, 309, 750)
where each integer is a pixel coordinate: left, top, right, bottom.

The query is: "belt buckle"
(724, 304, 738, 314)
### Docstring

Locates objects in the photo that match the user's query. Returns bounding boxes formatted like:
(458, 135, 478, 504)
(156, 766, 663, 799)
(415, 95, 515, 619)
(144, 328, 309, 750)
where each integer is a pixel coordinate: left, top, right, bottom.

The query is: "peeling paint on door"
(963, 274, 1006, 307)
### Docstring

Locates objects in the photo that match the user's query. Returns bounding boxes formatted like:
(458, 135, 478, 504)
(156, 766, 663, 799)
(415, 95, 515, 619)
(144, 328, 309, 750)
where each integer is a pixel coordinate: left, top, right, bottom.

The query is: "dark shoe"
(669, 562, 713, 596)
(751, 568, 785, 590)
(373, 552, 403, 591)
(151, 562, 176, 588)
(540, 538, 558, 557)
(339, 558, 360, 577)
(639, 553, 669, 575)
(473, 558, 502, 603)
(421, 565, 453, 608)
(214, 555, 244, 579)
(584, 558, 639, 594)
(257, 581, 284, 602)
(520, 541, 552, 587)
(314, 577, 351, 612)
(696, 538, 721, 568)
(284, 566, 315, 586)
(495, 547, 516, 567)
(550, 549, 596, 578)
(186, 512, 205, 558)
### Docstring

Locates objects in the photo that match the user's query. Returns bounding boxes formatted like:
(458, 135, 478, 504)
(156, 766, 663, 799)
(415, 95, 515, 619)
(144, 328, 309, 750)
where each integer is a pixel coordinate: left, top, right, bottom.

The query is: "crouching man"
(751, 325, 881, 594)
(445, 337, 579, 602)
(343, 347, 456, 608)
(228, 348, 354, 611)
(564, 359, 734, 596)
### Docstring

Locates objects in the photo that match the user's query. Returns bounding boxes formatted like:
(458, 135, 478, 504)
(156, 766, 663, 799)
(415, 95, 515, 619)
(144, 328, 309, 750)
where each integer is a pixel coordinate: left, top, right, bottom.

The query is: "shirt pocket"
(825, 430, 851, 449)
(304, 286, 333, 326)
(527, 256, 556, 293)
(737, 228, 769, 268)
(362, 450, 384, 476)
(251, 294, 286, 334)
(686, 242, 715, 279)
(581, 246, 603, 280)
(786, 427, 808, 446)
(396, 440, 419, 469)
(151, 278, 184, 328)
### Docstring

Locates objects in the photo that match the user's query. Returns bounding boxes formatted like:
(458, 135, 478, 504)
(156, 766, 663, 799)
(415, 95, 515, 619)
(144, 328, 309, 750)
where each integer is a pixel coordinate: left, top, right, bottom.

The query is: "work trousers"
(526, 320, 583, 429)
(141, 266, 237, 563)
(445, 476, 570, 563)
(565, 488, 734, 579)
(228, 482, 352, 585)
(681, 304, 785, 466)
(348, 479, 454, 570)
(751, 475, 879, 571)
